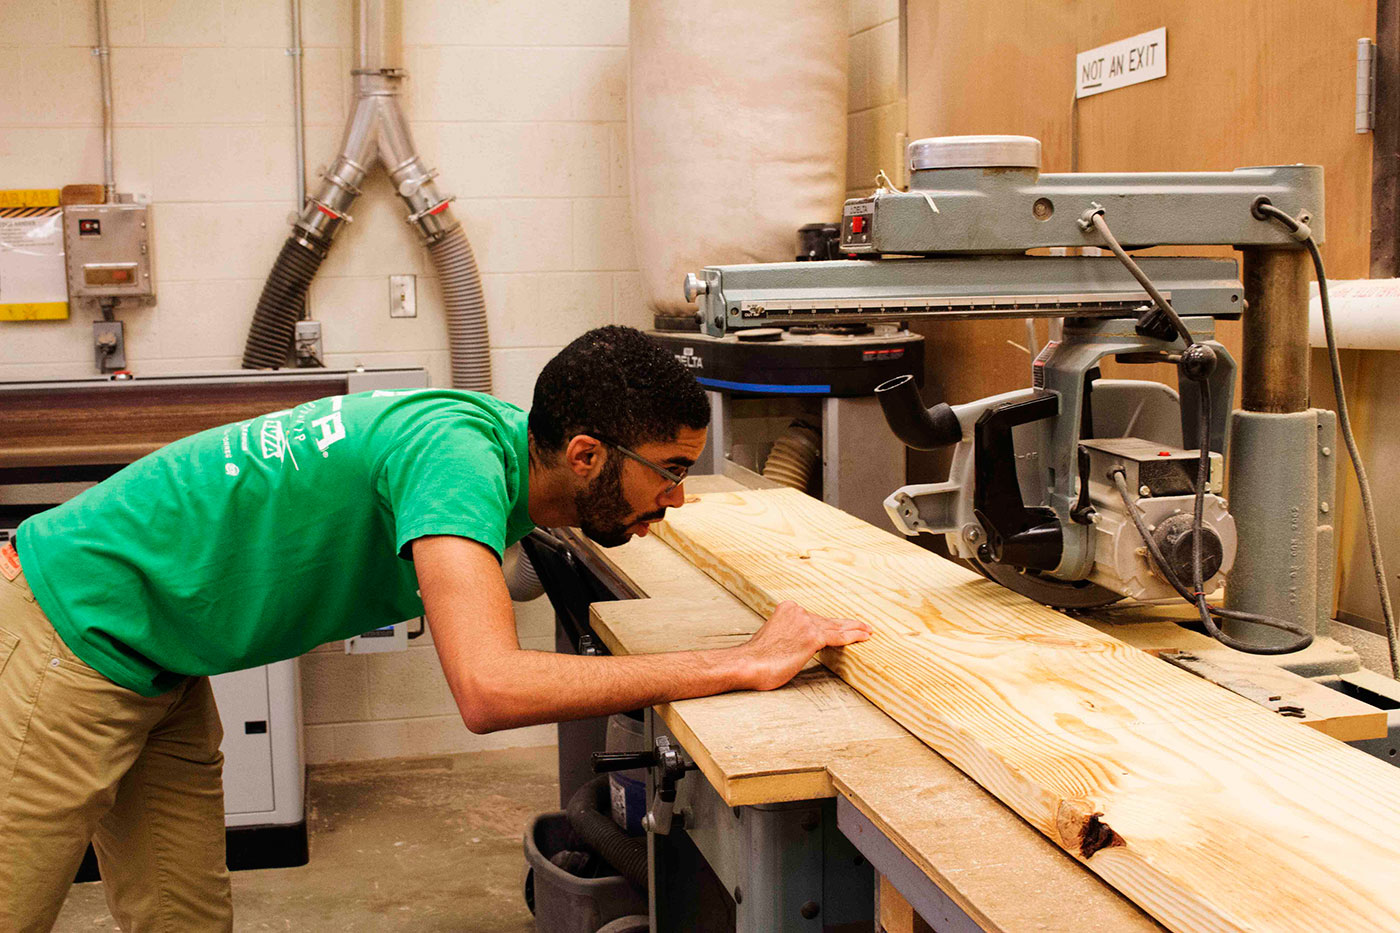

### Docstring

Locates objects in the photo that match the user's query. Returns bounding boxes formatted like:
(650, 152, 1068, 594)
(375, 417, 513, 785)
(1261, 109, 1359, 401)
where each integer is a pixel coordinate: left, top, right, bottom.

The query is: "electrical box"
(62, 203, 155, 303)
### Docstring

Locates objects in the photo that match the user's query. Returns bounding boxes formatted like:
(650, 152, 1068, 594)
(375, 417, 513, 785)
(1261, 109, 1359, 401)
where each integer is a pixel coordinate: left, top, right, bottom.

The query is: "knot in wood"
(1056, 798, 1125, 859)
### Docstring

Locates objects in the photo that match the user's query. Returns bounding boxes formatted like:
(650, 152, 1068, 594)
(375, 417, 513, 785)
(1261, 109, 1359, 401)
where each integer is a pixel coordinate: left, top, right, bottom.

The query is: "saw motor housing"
(882, 317, 1239, 608)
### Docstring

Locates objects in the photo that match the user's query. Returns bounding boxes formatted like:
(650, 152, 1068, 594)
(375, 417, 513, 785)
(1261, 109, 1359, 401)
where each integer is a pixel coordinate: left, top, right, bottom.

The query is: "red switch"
(851, 215, 866, 234)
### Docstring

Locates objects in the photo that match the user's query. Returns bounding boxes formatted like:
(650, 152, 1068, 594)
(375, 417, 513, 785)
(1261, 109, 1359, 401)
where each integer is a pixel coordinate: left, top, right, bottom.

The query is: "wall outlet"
(390, 274, 416, 318)
(293, 319, 323, 367)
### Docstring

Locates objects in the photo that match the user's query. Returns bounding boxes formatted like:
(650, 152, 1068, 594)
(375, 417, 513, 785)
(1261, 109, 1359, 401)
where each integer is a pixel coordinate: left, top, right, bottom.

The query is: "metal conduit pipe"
(289, 0, 306, 212)
(95, 0, 116, 203)
(244, 0, 491, 391)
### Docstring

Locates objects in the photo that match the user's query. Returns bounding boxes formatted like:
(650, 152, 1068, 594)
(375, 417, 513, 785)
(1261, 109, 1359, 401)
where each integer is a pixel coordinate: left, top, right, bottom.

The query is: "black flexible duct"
(565, 775, 647, 891)
(242, 235, 327, 369)
(875, 374, 963, 450)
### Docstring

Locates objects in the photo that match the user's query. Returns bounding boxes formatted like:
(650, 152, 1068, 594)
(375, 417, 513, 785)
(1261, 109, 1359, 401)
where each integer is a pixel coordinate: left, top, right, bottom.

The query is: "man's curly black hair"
(528, 326, 710, 463)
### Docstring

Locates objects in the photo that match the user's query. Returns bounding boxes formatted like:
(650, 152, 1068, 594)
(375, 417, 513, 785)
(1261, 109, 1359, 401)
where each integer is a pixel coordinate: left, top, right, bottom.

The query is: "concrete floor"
(53, 745, 559, 932)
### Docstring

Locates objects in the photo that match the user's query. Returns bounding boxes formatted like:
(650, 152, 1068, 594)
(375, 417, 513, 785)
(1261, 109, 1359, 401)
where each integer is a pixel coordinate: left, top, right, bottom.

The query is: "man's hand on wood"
(740, 600, 872, 691)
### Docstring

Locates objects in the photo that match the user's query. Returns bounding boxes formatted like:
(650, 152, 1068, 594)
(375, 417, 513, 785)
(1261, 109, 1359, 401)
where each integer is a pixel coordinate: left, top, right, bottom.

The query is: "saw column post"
(1226, 247, 1334, 646)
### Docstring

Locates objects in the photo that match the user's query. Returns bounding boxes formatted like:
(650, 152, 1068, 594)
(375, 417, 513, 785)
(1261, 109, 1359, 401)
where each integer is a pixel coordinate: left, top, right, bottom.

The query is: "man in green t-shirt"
(0, 326, 871, 930)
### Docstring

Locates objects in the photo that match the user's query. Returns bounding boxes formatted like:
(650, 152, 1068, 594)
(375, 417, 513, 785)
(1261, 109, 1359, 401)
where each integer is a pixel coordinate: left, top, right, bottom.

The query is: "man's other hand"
(740, 601, 872, 691)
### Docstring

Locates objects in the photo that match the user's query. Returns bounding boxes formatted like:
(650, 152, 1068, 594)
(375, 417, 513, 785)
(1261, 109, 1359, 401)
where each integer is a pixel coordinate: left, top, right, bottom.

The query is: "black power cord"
(1254, 199, 1400, 678)
(1086, 208, 1313, 655)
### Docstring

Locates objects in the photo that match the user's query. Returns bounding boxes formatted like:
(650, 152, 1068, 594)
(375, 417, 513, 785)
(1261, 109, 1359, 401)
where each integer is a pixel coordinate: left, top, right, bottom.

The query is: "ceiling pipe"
(243, 0, 491, 393)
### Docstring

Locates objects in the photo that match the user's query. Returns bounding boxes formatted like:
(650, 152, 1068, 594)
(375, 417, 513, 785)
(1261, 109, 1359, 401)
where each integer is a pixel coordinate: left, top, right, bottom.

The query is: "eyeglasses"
(598, 439, 689, 493)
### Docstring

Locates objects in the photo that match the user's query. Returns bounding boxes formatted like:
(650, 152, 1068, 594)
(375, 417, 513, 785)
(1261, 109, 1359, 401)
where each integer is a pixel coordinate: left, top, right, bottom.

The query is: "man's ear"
(563, 434, 606, 480)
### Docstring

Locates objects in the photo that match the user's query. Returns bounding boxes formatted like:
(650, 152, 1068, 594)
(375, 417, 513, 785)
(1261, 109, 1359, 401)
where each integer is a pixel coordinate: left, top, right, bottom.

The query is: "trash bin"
(524, 811, 647, 933)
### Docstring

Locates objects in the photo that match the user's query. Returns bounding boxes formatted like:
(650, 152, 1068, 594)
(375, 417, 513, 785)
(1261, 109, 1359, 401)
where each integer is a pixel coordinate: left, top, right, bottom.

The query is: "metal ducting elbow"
(244, 0, 491, 392)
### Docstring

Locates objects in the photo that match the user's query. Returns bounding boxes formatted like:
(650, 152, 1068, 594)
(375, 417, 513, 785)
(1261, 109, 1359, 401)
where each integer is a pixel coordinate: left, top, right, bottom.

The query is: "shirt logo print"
(259, 419, 301, 471)
(311, 396, 348, 456)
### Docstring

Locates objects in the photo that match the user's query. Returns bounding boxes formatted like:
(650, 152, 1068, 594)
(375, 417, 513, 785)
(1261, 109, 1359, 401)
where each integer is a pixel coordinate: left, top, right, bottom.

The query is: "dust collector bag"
(628, 0, 849, 319)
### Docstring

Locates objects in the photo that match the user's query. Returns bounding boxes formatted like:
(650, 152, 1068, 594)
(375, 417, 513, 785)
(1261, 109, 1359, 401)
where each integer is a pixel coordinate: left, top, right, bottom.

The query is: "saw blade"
(972, 559, 1124, 610)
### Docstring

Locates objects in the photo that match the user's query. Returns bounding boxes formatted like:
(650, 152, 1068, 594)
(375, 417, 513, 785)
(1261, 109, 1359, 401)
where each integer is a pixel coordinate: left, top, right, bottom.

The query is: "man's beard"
(576, 455, 666, 548)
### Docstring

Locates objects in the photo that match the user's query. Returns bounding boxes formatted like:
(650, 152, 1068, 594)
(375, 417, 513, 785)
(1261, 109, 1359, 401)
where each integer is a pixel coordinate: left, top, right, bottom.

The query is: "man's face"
(576, 426, 707, 547)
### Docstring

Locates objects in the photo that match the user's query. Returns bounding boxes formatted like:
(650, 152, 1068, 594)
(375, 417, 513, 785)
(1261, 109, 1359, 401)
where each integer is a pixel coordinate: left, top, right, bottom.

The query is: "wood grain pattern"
(591, 596, 915, 805)
(588, 525, 1164, 931)
(0, 380, 346, 467)
(653, 487, 1400, 933)
(1080, 617, 1386, 741)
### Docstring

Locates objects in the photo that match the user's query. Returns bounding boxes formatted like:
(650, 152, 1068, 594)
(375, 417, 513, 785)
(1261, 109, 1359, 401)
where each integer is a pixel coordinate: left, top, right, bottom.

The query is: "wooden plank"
(587, 552, 1164, 931)
(591, 597, 914, 806)
(653, 487, 1400, 933)
(0, 379, 346, 467)
(1080, 617, 1387, 742)
(834, 752, 1160, 933)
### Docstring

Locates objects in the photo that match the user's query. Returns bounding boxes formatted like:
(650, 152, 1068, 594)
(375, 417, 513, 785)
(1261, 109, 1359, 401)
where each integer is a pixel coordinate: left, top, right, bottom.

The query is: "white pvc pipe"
(1309, 280, 1400, 350)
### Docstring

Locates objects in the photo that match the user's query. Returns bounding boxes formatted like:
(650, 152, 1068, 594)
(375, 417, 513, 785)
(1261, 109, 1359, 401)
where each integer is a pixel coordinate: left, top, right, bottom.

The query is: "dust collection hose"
(502, 542, 545, 602)
(429, 225, 492, 392)
(241, 235, 327, 369)
(762, 421, 821, 492)
(565, 775, 647, 891)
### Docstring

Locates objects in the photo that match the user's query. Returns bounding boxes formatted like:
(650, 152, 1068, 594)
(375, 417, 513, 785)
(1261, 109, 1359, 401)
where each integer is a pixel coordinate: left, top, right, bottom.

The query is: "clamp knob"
(683, 272, 709, 302)
(591, 736, 697, 835)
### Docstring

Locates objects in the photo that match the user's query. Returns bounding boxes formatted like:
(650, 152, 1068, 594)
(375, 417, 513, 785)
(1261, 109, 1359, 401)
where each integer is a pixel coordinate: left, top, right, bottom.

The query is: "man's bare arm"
(414, 534, 871, 734)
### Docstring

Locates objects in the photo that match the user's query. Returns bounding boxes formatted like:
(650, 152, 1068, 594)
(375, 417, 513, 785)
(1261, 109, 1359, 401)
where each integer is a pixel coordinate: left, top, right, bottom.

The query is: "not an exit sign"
(1076, 27, 1167, 99)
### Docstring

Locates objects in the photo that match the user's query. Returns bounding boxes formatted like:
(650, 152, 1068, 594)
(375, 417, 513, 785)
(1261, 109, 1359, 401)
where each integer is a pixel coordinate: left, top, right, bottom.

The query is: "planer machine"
(683, 135, 1387, 676)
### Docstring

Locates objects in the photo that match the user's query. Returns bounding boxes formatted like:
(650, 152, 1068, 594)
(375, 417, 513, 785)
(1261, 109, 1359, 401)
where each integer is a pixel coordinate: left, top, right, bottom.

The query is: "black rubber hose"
(242, 235, 327, 369)
(875, 374, 963, 450)
(565, 775, 647, 891)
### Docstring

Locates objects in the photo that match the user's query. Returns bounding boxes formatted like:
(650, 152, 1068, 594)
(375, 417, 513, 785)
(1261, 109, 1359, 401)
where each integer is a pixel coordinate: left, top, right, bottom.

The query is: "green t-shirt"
(16, 389, 534, 697)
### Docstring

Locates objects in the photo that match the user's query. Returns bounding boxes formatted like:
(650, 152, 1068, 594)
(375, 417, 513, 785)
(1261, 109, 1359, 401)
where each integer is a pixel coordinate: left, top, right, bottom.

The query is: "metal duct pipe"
(354, 0, 403, 74)
(244, 0, 491, 392)
(289, 0, 306, 211)
(95, 0, 116, 202)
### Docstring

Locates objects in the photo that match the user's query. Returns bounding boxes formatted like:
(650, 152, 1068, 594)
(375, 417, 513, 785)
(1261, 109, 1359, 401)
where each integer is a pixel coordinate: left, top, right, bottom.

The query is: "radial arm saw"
(684, 135, 1347, 661)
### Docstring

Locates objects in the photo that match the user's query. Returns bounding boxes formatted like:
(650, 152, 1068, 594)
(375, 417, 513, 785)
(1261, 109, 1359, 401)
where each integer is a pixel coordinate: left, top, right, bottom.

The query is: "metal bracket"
(1358, 38, 1378, 134)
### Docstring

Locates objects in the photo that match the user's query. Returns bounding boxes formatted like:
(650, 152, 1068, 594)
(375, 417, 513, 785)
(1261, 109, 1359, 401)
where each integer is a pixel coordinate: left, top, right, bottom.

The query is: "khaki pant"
(0, 563, 232, 932)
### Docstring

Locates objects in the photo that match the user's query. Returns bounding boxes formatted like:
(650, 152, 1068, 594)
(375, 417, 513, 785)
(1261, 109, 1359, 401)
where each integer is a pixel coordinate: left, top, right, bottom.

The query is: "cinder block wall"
(0, 0, 898, 762)
(0, 0, 642, 394)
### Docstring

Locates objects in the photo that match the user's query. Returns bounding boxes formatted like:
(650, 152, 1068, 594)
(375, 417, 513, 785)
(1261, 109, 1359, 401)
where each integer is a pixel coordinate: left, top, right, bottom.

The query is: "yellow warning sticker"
(0, 302, 69, 321)
(0, 189, 61, 208)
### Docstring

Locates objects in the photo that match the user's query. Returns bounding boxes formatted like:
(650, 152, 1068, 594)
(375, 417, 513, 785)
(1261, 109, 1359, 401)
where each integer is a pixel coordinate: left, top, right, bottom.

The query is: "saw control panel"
(841, 199, 875, 250)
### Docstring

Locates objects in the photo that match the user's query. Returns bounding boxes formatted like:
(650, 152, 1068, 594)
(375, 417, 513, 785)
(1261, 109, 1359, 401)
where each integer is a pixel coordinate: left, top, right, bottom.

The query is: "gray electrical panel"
(62, 203, 155, 303)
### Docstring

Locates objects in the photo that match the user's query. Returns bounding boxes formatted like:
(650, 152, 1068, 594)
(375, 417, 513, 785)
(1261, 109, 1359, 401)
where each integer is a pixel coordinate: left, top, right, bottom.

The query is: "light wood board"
(652, 486, 1400, 933)
(588, 538, 1164, 931)
(1081, 616, 1386, 742)
(591, 595, 916, 806)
